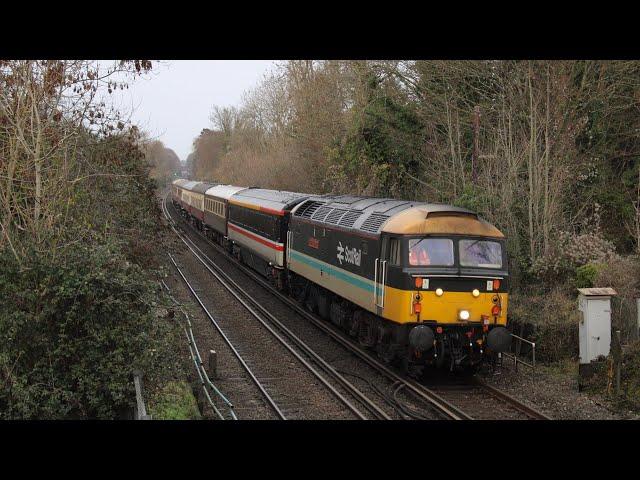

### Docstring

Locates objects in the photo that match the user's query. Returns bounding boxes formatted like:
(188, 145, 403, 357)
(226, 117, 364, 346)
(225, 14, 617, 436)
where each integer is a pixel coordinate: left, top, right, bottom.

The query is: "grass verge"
(148, 381, 202, 420)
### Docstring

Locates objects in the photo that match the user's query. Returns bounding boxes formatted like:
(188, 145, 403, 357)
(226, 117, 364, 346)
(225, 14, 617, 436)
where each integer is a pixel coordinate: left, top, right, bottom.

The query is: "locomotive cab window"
(459, 239, 502, 269)
(407, 238, 454, 266)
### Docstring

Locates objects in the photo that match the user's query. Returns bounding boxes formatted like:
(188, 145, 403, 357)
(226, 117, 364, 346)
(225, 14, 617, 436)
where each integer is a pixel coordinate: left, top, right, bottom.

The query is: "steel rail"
(164, 197, 381, 420)
(168, 253, 286, 419)
(470, 377, 551, 420)
(161, 280, 237, 420)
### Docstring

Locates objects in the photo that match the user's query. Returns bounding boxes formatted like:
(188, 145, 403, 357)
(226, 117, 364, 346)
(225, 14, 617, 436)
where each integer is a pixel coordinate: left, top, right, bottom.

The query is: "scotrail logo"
(337, 241, 361, 267)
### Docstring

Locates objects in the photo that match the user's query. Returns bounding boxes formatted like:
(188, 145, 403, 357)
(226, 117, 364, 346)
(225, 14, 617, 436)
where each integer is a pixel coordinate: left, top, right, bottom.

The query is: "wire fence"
(161, 280, 237, 420)
(502, 333, 536, 373)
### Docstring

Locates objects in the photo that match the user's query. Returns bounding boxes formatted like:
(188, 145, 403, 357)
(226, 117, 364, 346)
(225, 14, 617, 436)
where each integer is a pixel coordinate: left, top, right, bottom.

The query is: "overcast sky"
(113, 60, 275, 161)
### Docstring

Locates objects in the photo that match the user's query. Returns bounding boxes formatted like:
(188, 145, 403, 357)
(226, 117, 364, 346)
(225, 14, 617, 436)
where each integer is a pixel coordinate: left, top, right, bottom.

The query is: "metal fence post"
(209, 350, 218, 380)
(637, 298, 640, 340)
(615, 330, 621, 396)
(532, 342, 536, 373)
(133, 370, 152, 420)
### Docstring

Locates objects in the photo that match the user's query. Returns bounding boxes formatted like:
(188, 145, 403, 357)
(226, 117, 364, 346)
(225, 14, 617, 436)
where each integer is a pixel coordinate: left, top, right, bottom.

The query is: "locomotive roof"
(291, 194, 504, 237)
(173, 179, 189, 187)
(383, 205, 504, 238)
(229, 188, 310, 215)
(205, 184, 248, 200)
(191, 182, 218, 194)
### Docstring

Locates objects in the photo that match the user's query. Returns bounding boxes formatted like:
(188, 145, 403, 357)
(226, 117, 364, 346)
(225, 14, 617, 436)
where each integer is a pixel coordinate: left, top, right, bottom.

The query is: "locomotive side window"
(388, 238, 401, 266)
(408, 238, 454, 266)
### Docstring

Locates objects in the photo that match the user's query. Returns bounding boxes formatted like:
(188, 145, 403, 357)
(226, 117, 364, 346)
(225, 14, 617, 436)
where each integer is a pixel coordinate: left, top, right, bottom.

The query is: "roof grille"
(311, 206, 332, 222)
(338, 210, 362, 228)
(325, 209, 347, 225)
(360, 213, 390, 233)
(295, 200, 324, 218)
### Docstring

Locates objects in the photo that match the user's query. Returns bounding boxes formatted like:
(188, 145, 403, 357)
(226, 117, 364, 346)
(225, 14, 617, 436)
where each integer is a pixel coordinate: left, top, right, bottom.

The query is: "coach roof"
(229, 188, 310, 215)
(182, 180, 200, 191)
(191, 182, 218, 194)
(205, 184, 248, 200)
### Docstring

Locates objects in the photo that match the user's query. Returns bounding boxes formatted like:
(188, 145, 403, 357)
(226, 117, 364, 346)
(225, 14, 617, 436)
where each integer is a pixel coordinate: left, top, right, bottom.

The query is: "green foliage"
(452, 184, 492, 213)
(327, 69, 423, 197)
(530, 230, 616, 286)
(575, 263, 600, 288)
(0, 241, 179, 419)
(148, 381, 201, 420)
(72, 133, 163, 269)
(618, 341, 640, 411)
(508, 289, 580, 362)
(581, 340, 640, 413)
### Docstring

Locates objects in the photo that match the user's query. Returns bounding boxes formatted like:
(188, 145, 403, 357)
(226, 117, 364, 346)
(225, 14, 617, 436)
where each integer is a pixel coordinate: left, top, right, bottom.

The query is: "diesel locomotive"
(172, 179, 511, 373)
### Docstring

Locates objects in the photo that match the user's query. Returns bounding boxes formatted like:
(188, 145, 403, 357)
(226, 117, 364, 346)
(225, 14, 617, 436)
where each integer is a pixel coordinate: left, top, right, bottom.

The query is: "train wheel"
(357, 314, 377, 348)
(376, 342, 395, 364)
(329, 299, 349, 329)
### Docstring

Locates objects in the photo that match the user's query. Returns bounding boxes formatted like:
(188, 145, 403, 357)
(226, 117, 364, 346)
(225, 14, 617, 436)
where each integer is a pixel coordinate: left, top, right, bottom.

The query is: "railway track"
(164, 194, 551, 421)
(163, 196, 394, 420)
(168, 254, 287, 419)
(421, 374, 550, 420)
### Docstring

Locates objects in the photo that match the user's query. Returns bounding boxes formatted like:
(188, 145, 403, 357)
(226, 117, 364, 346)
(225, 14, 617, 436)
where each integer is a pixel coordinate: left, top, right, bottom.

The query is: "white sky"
(110, 60, 275, 160)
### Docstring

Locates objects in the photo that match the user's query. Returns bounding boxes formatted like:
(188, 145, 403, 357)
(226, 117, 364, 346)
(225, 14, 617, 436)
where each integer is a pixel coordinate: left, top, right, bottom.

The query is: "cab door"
(375, 235, 402, 316)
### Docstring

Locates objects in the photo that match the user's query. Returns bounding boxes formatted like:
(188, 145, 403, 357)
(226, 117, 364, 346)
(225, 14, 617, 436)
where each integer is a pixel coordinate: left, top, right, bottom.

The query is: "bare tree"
(0, 60, 151, 261)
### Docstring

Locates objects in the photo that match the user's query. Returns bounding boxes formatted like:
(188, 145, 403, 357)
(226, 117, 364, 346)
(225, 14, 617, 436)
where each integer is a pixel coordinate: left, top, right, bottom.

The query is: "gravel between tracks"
(480, 361, 640, 420)
(162, 255, 275, 419)
(176, 248, 364, 419)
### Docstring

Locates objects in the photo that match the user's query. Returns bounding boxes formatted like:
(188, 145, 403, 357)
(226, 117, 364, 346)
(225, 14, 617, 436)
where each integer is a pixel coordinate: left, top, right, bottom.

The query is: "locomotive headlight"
(435, 288, 444, 297)
(459, 309, 470, 321)
(472, 289, 480, 297)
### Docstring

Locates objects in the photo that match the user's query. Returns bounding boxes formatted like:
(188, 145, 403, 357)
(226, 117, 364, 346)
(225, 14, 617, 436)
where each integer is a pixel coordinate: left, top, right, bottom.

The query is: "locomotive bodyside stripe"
(288, 249, 375, 312)
(289, 249, 374, 293)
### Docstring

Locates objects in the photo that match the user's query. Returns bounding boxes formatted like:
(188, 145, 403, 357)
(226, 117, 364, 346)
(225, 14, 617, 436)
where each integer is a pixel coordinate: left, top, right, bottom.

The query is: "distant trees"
(188, 60, 640, 280)
(145, 140, 180, 186)
(190, 128, 226, 181)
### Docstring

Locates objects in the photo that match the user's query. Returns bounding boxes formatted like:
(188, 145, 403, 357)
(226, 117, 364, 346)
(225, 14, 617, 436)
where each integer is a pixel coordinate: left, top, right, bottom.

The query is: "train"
(171, 179, 512, 374)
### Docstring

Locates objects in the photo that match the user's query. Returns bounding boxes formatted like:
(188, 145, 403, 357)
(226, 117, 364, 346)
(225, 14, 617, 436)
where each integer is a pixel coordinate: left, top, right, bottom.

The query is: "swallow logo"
(337, 241, 345, 264)
(337, 241, 361, 267)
